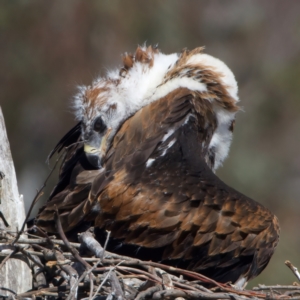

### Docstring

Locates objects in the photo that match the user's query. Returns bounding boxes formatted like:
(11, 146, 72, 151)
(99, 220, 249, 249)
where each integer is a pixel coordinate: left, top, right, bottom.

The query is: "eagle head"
(73, 46, 239, 170)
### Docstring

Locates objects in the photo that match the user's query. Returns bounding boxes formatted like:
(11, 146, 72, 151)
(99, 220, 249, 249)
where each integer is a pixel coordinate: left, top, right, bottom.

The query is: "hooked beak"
(84, 129, 111, 169)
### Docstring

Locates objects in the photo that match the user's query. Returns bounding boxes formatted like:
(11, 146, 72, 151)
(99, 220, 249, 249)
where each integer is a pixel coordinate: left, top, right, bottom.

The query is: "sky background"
(1, 0, 300, 287)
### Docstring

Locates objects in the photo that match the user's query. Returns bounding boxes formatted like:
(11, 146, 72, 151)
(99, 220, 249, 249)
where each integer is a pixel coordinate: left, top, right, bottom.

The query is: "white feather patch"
(73, 47, 239, 170)
(159, 139, 176, 158)
(209, 105, 236, 170)
(146, 158, 155, 168)
(186, 53, 239, 103)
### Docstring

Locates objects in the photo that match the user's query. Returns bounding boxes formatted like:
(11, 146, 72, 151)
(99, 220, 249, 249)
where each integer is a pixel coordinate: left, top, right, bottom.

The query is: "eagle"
(36, 46, 280, 288)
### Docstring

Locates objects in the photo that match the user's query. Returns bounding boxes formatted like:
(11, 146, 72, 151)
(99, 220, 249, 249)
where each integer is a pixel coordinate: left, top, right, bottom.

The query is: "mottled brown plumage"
(36, 46, 280, 287)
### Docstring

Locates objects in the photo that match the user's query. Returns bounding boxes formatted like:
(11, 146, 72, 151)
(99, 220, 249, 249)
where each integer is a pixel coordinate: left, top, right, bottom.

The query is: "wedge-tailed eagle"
(36, 46, 280, 287)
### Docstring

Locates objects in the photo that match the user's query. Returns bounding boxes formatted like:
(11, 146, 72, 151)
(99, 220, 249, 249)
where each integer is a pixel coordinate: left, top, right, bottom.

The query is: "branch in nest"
(78, 230, 105, 259)
(285, 260, 300, 282)
(54, 208, 92, 271)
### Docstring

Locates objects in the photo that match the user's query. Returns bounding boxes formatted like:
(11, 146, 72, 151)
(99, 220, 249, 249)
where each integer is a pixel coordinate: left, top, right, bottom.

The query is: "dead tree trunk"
(0, 107, 32, 296)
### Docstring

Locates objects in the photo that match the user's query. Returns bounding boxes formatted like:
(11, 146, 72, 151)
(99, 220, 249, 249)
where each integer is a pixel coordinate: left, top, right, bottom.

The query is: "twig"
(32, 255, 47, 289)
(54, 250, 78, 300)
(92, 270, 112, 300)
(103, 231, 111, 254)
(89, 277, 94, 300)
(152, 289, 239, 299)
(0, 286, 17, 296)
(55, 268, 69, 282)
(155, 268, 174, 291)
(19, 247, 44, 269)
(76, 227, 112, 299)
(91, 261, 124, 300)
(78, 231, 104, 258)
(109, 271, 125, 299)
(0, 246, 18, 270)
(0, 235, 81, 248)
(54, 208, 92, 271)
(286, 260, 300, 281)
(28, 225, 56, 246)
(172, 280, 203, 293)
(0, 244, 16, 251)
(0, 248, 56, 259)
(136, 285, 161, 300)
(96, 266, 162, 285)
(253, 285, 300, 291)
(16, 285, 80, 298)
(69, 258, 103, 300)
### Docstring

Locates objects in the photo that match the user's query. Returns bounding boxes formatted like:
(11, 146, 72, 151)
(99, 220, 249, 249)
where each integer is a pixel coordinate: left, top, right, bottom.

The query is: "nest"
(1, 219, 300, 300)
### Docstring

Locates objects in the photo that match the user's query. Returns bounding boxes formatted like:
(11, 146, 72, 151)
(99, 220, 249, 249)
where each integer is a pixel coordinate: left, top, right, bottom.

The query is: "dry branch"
(285, 260, 300, 282)
(54, 209, 92, 271)
(78, 230, 105, 259)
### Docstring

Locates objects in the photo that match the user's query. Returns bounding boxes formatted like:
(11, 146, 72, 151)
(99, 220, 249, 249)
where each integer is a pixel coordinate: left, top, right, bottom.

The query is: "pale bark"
(0, 106, 32, 295)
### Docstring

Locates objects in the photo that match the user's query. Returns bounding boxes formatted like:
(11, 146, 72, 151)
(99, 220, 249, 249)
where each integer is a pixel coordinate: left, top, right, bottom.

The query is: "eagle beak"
(84, 129, 111, 169)
(84, 144, 102, 168)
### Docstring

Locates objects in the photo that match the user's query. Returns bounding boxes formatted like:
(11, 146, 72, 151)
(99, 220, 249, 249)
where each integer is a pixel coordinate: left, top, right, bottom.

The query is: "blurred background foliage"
(1, 0, 300, 287)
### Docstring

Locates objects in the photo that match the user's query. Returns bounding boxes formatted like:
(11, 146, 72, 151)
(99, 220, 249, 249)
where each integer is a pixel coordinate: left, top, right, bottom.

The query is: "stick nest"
(1, 225, 300, 300)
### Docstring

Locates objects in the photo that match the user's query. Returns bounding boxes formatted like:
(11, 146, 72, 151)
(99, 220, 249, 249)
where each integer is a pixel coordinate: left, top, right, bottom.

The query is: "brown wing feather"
(36, 86, 279, 284)
(87, 88, 279, 284)
(36, 123, 102, 233)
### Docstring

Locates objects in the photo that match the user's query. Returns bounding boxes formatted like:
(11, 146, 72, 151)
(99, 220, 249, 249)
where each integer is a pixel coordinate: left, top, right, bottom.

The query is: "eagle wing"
(36, 122, 102, 233)
(85, 88, 279, 284)
(36, 85, 279, 285)
(36, 46, 280, 285)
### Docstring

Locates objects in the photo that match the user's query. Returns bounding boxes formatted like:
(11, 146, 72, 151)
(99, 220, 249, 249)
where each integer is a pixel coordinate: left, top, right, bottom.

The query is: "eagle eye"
(93, 116, 106, 133)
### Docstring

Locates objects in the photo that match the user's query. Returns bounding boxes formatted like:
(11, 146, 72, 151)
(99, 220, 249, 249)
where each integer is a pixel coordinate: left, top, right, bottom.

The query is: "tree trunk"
(0, 107, 32, 295)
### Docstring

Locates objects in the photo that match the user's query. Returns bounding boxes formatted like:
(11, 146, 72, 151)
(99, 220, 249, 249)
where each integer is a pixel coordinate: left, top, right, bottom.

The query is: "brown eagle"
(36, 46, 280, 287)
